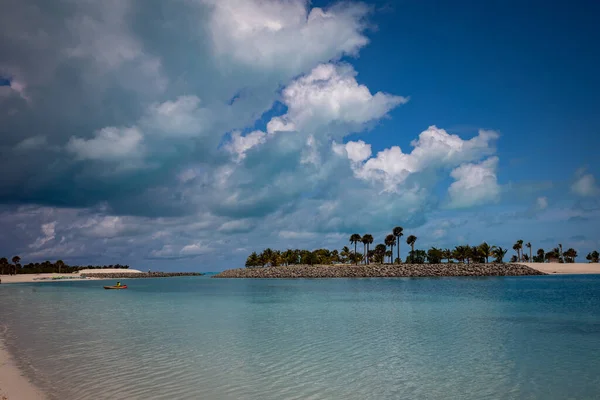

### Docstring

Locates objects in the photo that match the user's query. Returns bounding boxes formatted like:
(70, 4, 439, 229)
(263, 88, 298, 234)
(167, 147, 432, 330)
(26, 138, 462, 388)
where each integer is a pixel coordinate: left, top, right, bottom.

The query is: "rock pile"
(212, 263, 545, 278)
(81, 272, 203, 279)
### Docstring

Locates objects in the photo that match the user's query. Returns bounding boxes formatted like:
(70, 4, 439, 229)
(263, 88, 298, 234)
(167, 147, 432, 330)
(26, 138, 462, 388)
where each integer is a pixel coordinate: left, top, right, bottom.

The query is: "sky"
(0, 0, 599, 271)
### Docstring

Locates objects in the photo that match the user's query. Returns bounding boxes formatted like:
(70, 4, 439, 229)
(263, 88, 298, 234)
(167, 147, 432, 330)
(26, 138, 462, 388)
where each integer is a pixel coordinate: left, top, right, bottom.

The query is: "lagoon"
(1, 275, 600, 399)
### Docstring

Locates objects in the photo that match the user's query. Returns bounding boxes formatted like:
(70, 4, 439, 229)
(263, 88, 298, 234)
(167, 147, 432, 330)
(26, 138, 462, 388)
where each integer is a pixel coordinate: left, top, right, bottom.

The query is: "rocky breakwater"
(213, 263, 546, 278)
(80, 272, 203, 279)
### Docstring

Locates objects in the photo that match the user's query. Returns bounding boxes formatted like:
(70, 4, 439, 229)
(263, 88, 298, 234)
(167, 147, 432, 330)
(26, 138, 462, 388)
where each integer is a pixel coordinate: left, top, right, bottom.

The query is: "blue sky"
(0, 0, 598, 270)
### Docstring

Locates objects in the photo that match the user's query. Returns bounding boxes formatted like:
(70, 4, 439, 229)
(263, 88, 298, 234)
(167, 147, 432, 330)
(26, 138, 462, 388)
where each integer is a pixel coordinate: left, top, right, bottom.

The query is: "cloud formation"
(571, 169, 599, 197)
(5, 0, 590, 270)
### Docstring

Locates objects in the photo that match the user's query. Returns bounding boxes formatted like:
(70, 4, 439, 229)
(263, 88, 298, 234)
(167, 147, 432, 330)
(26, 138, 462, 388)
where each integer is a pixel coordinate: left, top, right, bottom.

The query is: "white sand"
(0, 340, 45, 400)
(0, 269, 142, 284)
(77, 268, 142, 274)
(519, 263, 600, 275)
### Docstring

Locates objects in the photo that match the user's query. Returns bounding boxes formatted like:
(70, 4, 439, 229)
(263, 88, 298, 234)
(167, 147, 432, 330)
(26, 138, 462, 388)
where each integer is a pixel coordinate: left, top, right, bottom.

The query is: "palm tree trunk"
(363, 243, 366, 265)
(396, 237, 400, 264)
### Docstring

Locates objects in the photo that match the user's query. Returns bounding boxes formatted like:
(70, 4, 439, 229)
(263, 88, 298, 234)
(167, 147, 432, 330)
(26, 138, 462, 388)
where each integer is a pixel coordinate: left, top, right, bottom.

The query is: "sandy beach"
(0, 269, 143, 284)
(0, 340, 45, 400)
(517, 263, 600, 275)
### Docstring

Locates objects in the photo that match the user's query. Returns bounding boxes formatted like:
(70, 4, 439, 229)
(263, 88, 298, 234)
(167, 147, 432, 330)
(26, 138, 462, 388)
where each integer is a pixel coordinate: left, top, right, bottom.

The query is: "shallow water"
(1, 275, 600, 399)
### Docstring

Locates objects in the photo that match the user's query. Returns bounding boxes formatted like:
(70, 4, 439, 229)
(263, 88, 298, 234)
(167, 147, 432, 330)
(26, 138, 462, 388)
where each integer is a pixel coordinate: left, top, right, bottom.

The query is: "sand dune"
(519, 263, 600, 275)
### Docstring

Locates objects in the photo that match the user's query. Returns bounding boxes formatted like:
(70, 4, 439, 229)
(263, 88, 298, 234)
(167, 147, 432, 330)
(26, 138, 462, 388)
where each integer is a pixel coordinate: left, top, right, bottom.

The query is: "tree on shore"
(0, 257, 7, 275)
(525, 242, 532, 262)
(406, 235, 417, 263)
(512, 242, 521, 262)
(349, 234, 362, 265)
(558, 244, 564, 263)
(492, 247, 508, 263)
(545, 247, 560, 262)
(11, 256, 20, 275)
(385, 234, 396, 263)
(534, 248, 545, 263)
(374, 244, 386, 264)
(586, 251, 599, 263)
(442, 249, 452, 263)
(393, 226, 404, 264)
(478, 242, 492, 263)
(563, 248, 577, 263)
(362, 234, 373, 264)
(427, 247, 443, 264)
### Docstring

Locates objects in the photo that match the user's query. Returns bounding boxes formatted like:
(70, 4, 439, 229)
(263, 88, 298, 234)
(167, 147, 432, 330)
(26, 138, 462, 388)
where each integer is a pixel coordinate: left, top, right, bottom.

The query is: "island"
(213, 226, 600, 278)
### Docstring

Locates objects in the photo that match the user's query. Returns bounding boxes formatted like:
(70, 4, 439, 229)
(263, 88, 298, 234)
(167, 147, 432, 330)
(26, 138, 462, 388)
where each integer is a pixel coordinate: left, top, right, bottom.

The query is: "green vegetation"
(244, 228, 600, 267)
(0, 257, 131, 275)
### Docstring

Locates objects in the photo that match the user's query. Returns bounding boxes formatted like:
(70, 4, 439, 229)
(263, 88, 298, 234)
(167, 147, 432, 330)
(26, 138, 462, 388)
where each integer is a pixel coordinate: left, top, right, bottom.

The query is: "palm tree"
(558, 243, 564, 263)
(406, 235, 417, 263)
(492, 247, 508, 263)
(349, 234, 362, 265)
(525, 242, 532, 263)
(362, 234, 374, 264)
(478, 242, 492, 263)
(11, 256, 20, 275)
(470, 246, 484, 263)
(56, 259, 65, 274)
(546, 247, 560, 262)
(452, 246, 466, 263)
(511, 240, 523, 261)
(385, 234, 396, 263)
(586, 250, 599, 263)
(536, 248, 545, 263)
(442, 249, 452, 263)
(564, 248, 577, 263)
(512, 243, 521, 262)
(246, 252, 260, 267)
(374, 244, 387, 264)
(0, 257, 7, 275)
(393, 226, 404, 264)
(340, 246, 351, 264)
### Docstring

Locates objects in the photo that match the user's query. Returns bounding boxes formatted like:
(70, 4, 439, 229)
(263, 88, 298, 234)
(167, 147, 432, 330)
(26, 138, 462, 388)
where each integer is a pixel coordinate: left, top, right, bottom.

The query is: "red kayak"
(103, 285, 128, 290)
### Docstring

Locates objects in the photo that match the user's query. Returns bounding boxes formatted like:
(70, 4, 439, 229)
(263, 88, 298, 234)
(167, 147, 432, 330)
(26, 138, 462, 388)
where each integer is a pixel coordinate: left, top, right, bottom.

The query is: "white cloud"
(536, 196, 548, 210)
(66, 126, 144, 161)
(65, 0, 167, 91)
(29, 222, 56, 249)
(346, 126, 499, 192)
(218, 219, 255, 233)
(432, 228, 447, 239)
(271, 63, 407, 135)
(571, 171, 599, 197)
(142, 96, 210, 137)
(279, 230, 317, 240)
(203, 0, 369, 74)
(225, 130, 268, 161)
(180, 243, 211, 256)
(15, 135, 47, 150)
(447, 157, 501, 208)
(344, 140, 372, 163)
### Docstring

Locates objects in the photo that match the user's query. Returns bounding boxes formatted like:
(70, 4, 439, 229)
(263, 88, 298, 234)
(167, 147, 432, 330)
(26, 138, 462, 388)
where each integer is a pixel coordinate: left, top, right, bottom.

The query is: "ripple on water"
(1, 277, 600, 399)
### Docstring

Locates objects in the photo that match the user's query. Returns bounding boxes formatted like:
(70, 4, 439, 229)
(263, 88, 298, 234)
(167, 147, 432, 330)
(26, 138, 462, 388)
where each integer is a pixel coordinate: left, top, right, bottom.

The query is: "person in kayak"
(116, 281, 121, 287)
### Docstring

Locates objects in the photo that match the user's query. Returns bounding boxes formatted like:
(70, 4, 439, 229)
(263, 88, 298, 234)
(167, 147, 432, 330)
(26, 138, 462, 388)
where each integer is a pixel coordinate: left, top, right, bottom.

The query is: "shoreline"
(213, 263, 546, 278)
(0, 271, 203, 284)
(0, 333, 45, 400)
(516, 263, 600, 275)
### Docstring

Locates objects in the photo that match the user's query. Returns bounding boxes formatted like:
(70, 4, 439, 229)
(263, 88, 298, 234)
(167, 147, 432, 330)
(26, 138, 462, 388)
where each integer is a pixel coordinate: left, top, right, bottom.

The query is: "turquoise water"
(1, 276, 600, 400)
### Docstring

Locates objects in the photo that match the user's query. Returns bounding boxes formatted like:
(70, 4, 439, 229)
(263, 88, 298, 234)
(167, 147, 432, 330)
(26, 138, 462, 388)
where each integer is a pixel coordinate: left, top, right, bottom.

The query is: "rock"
(212, 264, 545, 278)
